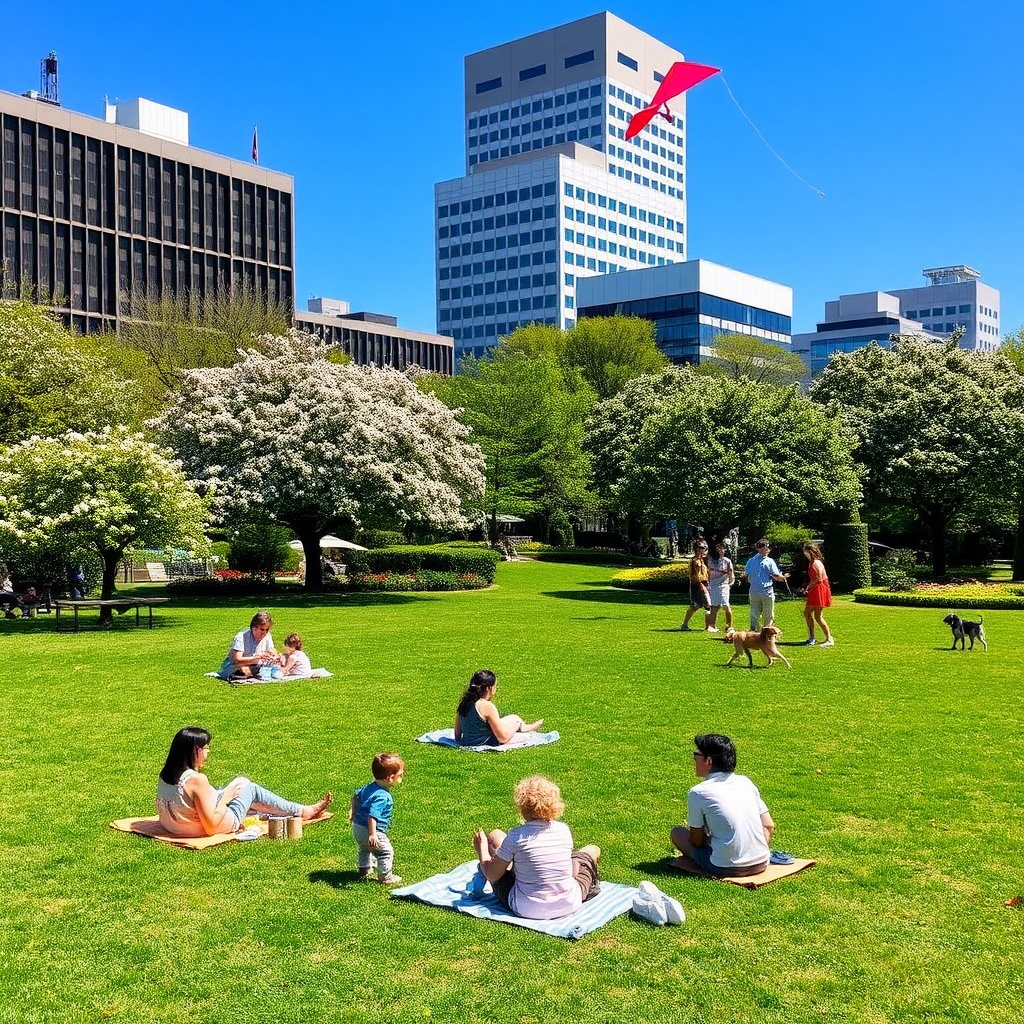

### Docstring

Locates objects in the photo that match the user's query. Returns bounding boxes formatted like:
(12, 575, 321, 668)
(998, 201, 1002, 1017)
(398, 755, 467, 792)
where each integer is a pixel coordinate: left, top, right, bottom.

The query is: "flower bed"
(345, 546, 499, 583)
(340, 569, 490, 593)
(537, 549, 664, 569)
(853, 582, 1024, 609)
(611, 563, 692, 592)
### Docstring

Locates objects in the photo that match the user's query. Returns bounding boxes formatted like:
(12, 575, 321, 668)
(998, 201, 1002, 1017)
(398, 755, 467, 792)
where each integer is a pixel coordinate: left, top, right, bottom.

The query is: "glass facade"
(0, 102, 294, 334)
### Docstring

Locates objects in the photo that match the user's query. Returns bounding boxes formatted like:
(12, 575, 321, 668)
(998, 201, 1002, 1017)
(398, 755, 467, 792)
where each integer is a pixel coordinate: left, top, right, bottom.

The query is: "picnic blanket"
(668, 854, 815, 888)
(204, 670, 333, 684)
(110, 811, 333, 849)
(415, 728, 559, 752)
(391, 860, 638, 940)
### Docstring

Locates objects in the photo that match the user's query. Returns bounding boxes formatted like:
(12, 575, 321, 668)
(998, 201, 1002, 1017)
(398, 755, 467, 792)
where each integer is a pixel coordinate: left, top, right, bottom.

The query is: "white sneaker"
(662, 891, 686, 925)
(819, 638, 835, 648)
(633, 880, 669, 926)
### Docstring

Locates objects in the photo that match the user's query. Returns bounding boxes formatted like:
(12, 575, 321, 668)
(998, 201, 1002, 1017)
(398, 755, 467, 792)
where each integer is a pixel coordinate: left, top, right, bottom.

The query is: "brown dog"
(724, 626, 792, 669)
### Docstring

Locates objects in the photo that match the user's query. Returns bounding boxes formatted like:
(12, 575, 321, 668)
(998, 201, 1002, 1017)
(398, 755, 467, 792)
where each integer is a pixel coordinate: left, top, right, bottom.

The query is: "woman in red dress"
(801, 543, 834, 647)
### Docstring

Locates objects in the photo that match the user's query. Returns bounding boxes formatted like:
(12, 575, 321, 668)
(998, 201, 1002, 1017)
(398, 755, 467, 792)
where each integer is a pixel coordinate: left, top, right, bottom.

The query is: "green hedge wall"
(823, 521, 870, 592)
(345, 546, 500, 583)
(534, 550, 664, 568)
(852, 588, 1024, 610)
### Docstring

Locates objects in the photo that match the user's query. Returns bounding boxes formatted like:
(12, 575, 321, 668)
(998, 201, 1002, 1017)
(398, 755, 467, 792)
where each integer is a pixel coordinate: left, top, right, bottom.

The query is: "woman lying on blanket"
(156, 726, 332, 837)
(454, 669, 543, 746)
(219, 610, 281, 680)
(473, 775, 601, 920)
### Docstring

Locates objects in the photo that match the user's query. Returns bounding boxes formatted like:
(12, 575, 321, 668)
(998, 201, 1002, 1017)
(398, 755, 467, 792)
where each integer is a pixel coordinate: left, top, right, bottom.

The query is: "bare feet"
(303, 792, 333, 820)
(521, 720, 543, 733)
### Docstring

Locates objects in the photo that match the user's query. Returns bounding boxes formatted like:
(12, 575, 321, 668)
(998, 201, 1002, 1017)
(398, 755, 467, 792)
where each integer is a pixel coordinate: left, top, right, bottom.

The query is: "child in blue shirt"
(349, 752, 405, 884)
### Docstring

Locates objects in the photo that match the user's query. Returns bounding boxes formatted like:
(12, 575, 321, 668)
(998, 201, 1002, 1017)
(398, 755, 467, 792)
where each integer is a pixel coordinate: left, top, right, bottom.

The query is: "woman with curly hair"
(472, 775, 600, 919)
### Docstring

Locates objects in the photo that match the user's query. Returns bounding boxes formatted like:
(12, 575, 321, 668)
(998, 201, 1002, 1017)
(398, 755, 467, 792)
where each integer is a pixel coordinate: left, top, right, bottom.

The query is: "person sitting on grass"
(155, 726, 332, 838)
(218, 610, 280, 680)
(275, 632, 313, 678)
(670, 733, 774, 878)
(454, 669, 543, 746)
(473, 775, 601, 920)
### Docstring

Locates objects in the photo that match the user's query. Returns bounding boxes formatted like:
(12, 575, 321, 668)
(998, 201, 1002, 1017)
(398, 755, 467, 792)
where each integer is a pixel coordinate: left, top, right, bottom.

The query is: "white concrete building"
(435, 12, 695, 362)
(792, 266, 1001, 376)
(576, 259, 792, 364)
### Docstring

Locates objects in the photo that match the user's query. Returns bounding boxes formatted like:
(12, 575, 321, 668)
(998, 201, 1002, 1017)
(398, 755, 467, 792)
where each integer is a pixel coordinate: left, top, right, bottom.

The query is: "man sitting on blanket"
(670, 733, 774, 878)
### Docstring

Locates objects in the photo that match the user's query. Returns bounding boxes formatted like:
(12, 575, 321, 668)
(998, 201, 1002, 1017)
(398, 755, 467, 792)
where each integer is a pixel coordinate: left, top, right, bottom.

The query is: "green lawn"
(2, 560, 1020, 1024)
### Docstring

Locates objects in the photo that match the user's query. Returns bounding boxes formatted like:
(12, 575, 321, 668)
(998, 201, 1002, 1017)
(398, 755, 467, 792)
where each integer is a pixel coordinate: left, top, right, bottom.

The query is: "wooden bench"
(55, 598, 170, 633)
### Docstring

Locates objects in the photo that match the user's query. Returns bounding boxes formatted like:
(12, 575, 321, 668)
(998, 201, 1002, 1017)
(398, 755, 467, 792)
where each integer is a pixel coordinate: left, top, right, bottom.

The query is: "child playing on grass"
(349, 753, 405, 884)
(276, 633, 312, 678)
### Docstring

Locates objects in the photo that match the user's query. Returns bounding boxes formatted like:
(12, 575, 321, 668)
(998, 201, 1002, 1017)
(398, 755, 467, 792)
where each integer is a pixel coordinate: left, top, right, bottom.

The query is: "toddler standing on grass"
(349, 753, 405, 884)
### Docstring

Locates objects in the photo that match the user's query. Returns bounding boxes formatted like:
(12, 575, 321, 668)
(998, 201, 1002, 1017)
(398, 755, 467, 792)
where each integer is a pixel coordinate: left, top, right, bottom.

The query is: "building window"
(476, 77, 502, 94)
(565, 50, 594, 69)
(617, 52, 639, 72)
(520, 64, 546, 82)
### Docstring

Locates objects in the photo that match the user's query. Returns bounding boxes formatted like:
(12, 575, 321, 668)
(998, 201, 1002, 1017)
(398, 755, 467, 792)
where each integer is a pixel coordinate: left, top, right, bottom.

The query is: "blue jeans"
(217, 776, 303, 832)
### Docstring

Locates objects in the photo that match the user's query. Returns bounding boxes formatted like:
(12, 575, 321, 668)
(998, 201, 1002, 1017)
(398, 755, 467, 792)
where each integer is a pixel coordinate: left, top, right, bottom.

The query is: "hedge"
(534, 549, 664, 568)
(340, 570, 490, 593)
(345, 546, 500, 583)
(823, 520, 870, 592)
(853, 585, 1024, 610)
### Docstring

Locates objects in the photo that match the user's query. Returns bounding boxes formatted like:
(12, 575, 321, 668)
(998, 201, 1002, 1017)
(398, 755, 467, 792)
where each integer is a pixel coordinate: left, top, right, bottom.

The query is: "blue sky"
(3, 1, 1022, 337)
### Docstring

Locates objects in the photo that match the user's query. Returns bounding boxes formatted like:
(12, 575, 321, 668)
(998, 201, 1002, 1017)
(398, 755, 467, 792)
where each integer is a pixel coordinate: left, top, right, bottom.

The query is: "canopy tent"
(288, 536, 368, 552)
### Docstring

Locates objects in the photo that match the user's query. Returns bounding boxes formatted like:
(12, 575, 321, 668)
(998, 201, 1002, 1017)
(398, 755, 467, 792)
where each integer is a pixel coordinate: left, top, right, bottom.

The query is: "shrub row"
(345, 546, 499, 583)
(611, 564, 691, 592)
(534, 549, 664, 568)
(853, 585, 1024, 610)
(166, 574, 285, 597)
(341, 570, 490, 593)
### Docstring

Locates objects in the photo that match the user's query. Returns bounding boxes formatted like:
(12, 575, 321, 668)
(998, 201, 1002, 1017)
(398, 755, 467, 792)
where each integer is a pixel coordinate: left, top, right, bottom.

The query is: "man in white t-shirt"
(670, 733, 774, 877)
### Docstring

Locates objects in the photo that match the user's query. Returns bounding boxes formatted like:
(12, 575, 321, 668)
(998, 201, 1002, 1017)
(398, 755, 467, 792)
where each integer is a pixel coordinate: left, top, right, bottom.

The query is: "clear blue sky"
(3, 1, 1021, 337)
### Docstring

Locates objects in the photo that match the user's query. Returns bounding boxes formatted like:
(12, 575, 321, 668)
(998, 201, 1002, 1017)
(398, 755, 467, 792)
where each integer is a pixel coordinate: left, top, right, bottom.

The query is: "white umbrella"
(288, 536, 368, 552)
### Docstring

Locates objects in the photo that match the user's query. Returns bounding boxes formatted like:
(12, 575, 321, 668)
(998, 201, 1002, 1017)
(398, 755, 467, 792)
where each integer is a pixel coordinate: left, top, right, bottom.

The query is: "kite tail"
(718, 74, 826, 198)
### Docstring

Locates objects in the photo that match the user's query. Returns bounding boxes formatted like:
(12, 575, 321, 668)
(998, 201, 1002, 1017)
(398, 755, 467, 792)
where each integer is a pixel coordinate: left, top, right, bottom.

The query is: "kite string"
(718, 74, 826, 198)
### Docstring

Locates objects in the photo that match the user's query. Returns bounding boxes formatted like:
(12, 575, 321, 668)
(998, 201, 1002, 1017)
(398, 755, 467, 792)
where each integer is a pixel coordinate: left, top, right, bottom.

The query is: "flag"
(251, 125, 258, 164)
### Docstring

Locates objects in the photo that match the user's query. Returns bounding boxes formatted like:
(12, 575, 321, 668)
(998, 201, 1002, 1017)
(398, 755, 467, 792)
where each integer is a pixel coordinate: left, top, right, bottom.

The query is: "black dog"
(942, 613, 988, 652)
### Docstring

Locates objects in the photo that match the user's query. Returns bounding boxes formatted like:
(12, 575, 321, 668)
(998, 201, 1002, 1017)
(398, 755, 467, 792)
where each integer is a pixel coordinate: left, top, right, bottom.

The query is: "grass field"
(2, 560, 1021, 1024)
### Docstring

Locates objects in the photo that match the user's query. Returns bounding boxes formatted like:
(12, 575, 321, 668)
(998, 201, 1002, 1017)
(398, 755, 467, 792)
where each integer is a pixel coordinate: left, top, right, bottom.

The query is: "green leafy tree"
(612, 376, 860, 540)
(698, 332, 808, 387)
(0, 427, 208, 618)
(501, 316, 668, 400)
(997, 326, 1024, 579)
(421, 350, 594, 541)
(0, 298, 140, 443)
(156, 333, 485, 590)
(811, 334, 1024, 577)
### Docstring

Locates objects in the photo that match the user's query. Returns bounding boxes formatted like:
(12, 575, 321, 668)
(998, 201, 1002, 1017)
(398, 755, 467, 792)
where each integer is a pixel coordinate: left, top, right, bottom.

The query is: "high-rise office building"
(792, 266, 1001, 376)
(435, 12, 692, 362)
(1, 85, 294, 334)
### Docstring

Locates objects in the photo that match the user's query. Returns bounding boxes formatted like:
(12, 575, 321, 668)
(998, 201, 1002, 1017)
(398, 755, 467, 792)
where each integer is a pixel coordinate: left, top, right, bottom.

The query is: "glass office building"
(1, 88, 294, 334)
(435, 12, 692, 363)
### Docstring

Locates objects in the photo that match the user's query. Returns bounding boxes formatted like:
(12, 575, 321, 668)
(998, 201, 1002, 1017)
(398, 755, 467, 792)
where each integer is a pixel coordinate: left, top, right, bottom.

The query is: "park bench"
(55, 597, 170, 633)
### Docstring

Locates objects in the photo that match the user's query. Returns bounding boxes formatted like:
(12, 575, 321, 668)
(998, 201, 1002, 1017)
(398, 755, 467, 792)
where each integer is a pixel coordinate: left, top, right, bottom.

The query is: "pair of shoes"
(801, 638, 816, 646)
(705, 626, 719, 633)
(378, 874, 403, 886)
(818, 638, 835, 648)
(632, 880, 686, 926)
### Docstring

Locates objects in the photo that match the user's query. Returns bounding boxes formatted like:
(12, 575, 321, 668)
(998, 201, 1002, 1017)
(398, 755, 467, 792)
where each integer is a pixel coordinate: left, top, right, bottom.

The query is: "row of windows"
(439, 270, 559, 301)
(607, 142, 681, 181)
(440, 204, 557, 237)
(2, 116, 293, 265)
(579, 293, 790, 334)
(565, 249, 668, 272)
(564, 226, 677, 258)
(438, 183, 557, 217)
(473, 52, 660, 97)
(562, 183, 683, 231)
(438, 248, 559, 280)
(904, 305, 971, 318)
(608, 162, 681, 198)
(469, 106, 602, 147)
(438, 229, 558, 261)
(469, 127, 602, 166)
(440, 292, 559, 322)
(1, 211, 293, 323)
(448, 316, 558, 343)
(469, 83, 605, 126)
(980, 304, 997, 318)
(296, 320, 452, 374)
(563, 212, 678, 249)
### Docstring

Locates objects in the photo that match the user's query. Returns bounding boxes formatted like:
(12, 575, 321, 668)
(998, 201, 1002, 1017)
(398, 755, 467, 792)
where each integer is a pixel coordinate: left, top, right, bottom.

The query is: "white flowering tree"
(155, 333, 486, 589)
(0, 427, 208, 617)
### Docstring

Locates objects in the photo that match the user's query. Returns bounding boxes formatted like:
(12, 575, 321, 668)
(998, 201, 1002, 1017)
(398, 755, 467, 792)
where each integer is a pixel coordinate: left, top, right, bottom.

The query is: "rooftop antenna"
(40, 51, 59, 106)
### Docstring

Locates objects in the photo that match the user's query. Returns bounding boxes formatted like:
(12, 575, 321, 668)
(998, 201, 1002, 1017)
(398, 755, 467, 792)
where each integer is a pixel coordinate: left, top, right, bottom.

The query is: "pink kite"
(624, 61, 720, 140)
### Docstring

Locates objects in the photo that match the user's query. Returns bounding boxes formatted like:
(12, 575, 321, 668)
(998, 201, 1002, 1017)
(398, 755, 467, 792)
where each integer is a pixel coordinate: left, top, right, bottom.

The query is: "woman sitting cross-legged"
(454, 669, 543, 746)
(155, 726, 332, 837)
(473, 775, 601, 920)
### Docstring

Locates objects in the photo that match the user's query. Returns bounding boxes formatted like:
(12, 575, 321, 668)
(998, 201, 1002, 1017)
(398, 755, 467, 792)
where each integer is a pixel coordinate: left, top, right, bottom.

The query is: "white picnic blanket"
(415, 728, 559, 752)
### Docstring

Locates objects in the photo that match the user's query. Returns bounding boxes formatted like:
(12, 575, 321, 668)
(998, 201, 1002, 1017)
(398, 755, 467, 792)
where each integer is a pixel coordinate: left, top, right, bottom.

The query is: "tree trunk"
(301, 531, 323, 590)
(99, 550, 121, 624)
(928, 511, 949, 578)
(1013, 499, 1024, 582)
